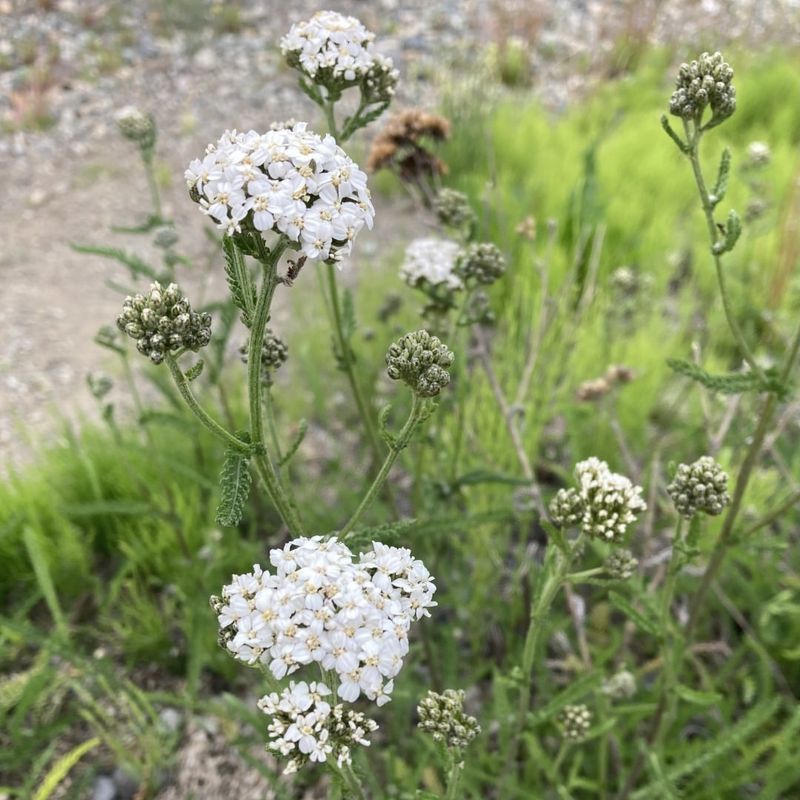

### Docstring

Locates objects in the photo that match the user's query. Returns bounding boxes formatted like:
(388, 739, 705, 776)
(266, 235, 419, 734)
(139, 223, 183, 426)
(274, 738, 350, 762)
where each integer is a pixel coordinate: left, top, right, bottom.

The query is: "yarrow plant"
(80, 17, 800, 799)
(185, 124, 374, 261)
(211, 535, 436, 706)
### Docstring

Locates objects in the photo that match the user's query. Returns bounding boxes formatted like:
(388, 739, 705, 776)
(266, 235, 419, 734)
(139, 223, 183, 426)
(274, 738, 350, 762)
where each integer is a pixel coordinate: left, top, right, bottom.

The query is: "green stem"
(141, 149, 163, 222)
(566, 567, 605, 583)
(247, 239, 306, 535)
(340, 763, 367, 800)
(444, 751, 463, 800)
(165, 354, 250, 454)
(322, 98, 340, 140)
(326, 265, 386, 471)
(340, 395, 424, 539)
(683, 121, 764, 380)
(506, 534, 583, 777)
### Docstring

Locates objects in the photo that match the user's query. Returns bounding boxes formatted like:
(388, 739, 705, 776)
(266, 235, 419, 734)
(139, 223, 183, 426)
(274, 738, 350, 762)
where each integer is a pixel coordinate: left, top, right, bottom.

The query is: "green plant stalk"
(445, 750, 463, 800)
(683, 120, 764, 380)
(248, 240, 306, 535)
(506, 533, 583, 776)
(326, 264, 386, 471)
(323, 98, 340, 140)
(340, 395, 425, 538)
(165, 354, 250, 455)
(141, 147, 163, 222)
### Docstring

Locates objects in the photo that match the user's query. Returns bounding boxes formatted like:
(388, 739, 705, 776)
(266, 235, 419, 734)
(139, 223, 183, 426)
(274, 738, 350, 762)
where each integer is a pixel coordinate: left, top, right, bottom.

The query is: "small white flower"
(400, 237, 463, 291)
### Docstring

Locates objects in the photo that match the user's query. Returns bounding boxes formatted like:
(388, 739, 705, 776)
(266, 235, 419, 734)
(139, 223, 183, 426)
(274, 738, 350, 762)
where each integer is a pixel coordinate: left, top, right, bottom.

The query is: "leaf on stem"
(608, 591, 660, 637)
(216, 433, 253, 527)
(710, 148, 731, 208)
(222, 237, 255, 326)
(279, 419, 309, 467)
(184, 359, 204, 383)
(712, 209, 741, 254)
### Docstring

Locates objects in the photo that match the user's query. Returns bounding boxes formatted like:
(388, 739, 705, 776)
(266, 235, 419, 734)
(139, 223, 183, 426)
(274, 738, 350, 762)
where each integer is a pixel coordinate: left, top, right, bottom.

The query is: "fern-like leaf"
(666, 359, 762, 395)
(71, 243, 160, 281)
(222, 236, 255, 326)
(216, 435, 253, 527)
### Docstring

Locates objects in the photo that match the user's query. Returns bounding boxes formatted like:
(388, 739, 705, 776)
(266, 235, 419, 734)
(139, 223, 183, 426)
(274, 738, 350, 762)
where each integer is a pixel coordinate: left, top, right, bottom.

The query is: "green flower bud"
(558, 704, 592, 742)
(115, 106, 157, 150)
(669, 52, 736, 125)
(386, 329, 454, 397)
(240, 328, 288, 382)
(605, 548, 638, 580)
(434, 188, 475, 229)
(667, 456, 730, 519)
(456, 242, 506, 286)
(117, 281, 211, 364)
(417, 689, 480, 750)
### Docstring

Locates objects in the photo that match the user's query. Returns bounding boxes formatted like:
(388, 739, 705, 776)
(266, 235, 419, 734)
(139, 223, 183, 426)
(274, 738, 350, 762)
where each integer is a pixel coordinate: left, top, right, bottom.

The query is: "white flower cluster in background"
(258, 681, 378, 773)
(185, 124, 374, 260)
(400, 237, 463, 291)
(549, 457, 646, 542)
(574, 457, 647, 542)
(213, 536, 436, 705)
(281, 10, 393, 85)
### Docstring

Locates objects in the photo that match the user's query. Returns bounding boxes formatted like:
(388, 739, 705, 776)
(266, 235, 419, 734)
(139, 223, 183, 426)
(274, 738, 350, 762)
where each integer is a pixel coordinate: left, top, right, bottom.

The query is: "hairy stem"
(165, 354, 250, 454)
(248, 238, 306, 535)
(444, 751, 463, 800)
(683, 120, 764, 380)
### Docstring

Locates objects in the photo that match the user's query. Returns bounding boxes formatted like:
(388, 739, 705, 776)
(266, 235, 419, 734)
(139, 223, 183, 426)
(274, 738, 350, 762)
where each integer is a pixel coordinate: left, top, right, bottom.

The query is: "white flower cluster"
(258, 681, 378, 773)
(574, 457, 647, 542)
(400, 237, 463, 291)
(281, 11, 393, 85)
(213, 536, 436, 705)
(185, 125, 374, 260)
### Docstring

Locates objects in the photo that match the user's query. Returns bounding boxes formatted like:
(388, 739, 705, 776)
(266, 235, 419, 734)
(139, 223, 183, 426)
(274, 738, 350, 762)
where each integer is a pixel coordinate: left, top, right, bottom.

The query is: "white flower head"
(185, 125, 374, 262)
(281, 11, 391, 85)
(260, 682, 378, 773)
(400, 237, 463, 291)
(214, 536, 436, 706)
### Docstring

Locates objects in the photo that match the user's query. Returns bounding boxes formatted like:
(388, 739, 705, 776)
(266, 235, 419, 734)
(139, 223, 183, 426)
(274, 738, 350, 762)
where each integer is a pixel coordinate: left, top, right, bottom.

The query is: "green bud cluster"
(386, 330, 454, 397)
(115, 106, 156, 151)
(669, 52, 736, 125)
(117, 281, 211, 364)
(240, 328, 289, 379)
(456, 242, 506, 285)
(605, 548, 638, 580)
(602, 670, 637, 700)
(549, 487, 583, 529)
(558, 704, 592, 742)
(667, 456, 730, 519)
(434, 188, 475, 229)
(417, 689, 480, 750)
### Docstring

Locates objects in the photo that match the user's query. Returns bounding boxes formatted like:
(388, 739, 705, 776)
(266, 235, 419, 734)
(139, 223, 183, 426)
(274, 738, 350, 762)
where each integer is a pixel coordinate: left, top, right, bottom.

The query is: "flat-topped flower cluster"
(550, 457, 646, 543)
(212, 536, 436, 705)
(281, 10, 396, 88)
(400, 237, 463, 291)
(258, 680, 378, 774)
(185, 124, 374, 260)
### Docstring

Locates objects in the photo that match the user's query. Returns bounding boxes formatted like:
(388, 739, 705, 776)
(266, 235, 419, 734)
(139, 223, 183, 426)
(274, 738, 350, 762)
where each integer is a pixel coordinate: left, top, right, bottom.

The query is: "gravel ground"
(1, 0, 799, 467)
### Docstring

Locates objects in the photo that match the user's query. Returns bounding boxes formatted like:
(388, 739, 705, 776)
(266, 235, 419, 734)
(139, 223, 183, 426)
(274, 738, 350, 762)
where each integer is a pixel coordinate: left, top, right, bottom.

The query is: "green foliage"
(215, 437, 253, 527)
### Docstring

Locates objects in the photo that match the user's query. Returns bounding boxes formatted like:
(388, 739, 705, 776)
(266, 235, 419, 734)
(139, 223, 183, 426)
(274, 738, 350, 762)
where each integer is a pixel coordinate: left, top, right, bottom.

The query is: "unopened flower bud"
(669, 52, 736, 125)
(559, 704, 592, 741)
(549, 487, 583, 529)
(602, 670, 637, 700)
(434, 188, 475, 229)
(605, 548, 638, 580)
(117, 281, 211, 364)
(240, 329, 288, 382)
(115, 106, 156, 150)
(456, 242, 506, 286)
(386, 330, 454, 397)
(667, 456, 730, 519)
(417, 689, 480, 750)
